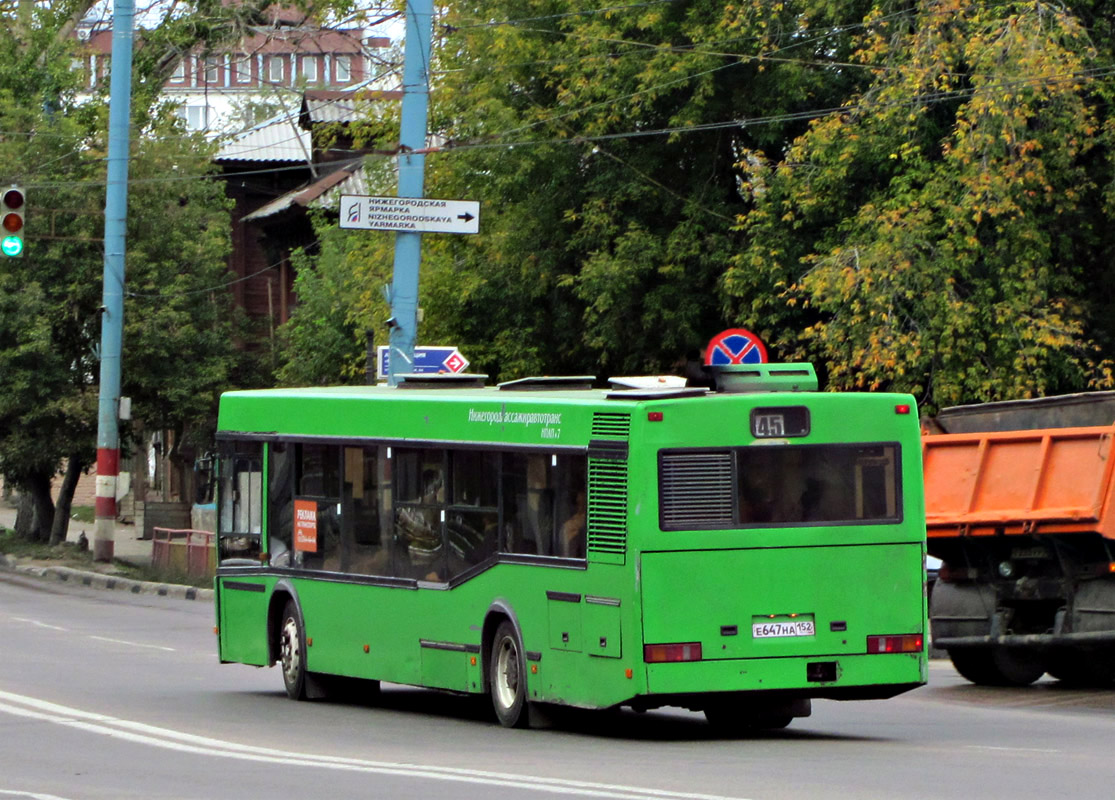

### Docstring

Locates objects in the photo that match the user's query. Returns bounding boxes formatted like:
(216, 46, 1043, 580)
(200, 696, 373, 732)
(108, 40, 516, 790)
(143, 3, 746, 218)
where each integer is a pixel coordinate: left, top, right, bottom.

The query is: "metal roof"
(241, 161, 368, 221)
(301, 87, 403, 125)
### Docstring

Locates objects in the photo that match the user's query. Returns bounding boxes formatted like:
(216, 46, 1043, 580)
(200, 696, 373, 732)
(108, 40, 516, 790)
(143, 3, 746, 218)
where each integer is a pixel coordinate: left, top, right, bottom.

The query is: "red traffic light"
(2, 187, 25, 234)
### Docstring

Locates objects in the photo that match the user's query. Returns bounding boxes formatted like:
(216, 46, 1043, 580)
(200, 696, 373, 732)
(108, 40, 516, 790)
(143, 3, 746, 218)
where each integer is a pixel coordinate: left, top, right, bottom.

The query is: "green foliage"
(276, 214, 394, 386)
(727, 0, 1115, 410)
(286, 0, 1115, 411)
(0, 1, 259, 537)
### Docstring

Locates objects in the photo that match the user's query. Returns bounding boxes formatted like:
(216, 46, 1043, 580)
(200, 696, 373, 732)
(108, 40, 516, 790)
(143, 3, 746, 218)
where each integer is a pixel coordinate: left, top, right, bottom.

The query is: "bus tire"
(279, 599, 308, 700)
(704, 699, 796, 734)
(490, 621, 529, 728)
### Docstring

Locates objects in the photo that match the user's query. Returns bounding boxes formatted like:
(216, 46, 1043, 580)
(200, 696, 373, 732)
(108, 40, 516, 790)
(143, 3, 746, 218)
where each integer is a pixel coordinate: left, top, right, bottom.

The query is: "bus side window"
(553, 456, 587, 558)
(268, 442, 293, 567)
(394, 448, 448, 581)
(501, 453, 552, 556)
(343, 445, 392, 577)
(445, 450, 499, 578)
(217, 440, 263, 565)
(294, 443, 342, 572)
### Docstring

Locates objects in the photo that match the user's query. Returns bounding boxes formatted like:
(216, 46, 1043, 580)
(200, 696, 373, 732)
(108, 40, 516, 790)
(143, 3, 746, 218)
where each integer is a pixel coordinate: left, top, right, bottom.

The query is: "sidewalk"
(0, 504, 152, 566)
(0, 504, 212, 601)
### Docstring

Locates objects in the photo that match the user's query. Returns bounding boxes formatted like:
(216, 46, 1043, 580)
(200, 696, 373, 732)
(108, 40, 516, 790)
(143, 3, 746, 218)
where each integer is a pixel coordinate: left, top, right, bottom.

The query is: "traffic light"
(2, 185, 25, 257)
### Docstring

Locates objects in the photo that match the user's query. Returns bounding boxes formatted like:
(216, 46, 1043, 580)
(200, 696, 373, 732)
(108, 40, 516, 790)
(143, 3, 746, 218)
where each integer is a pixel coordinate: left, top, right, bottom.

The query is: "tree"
(0, 3, 243, 543)
(285, 0, 886, 382)
(727, 0, 1113, 409)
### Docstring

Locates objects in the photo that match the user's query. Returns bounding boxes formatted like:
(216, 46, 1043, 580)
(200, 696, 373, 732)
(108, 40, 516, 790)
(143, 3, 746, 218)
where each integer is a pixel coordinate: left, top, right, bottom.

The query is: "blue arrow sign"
(377, 346, 470, 380)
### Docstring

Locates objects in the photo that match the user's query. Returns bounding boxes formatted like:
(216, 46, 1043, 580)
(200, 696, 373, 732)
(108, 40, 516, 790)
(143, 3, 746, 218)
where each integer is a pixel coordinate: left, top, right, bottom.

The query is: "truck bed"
(923, 425, 1115, 539)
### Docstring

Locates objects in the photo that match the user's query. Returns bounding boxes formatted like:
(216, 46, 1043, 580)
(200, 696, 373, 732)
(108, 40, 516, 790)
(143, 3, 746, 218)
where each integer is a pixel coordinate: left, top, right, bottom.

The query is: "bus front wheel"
(279, 600, 307, 700)
(490, 621, 529, 728)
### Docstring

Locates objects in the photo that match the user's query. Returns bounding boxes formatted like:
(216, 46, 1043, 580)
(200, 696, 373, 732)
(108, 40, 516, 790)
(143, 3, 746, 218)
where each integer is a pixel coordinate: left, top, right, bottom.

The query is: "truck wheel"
(949, 648, 1044, 686)
(1046, 649, 1115, 687)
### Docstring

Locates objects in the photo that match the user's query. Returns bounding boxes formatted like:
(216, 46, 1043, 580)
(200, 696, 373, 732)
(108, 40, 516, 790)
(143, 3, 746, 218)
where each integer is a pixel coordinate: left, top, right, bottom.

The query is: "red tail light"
(866, 634, 923, 654)
(644, 642, 703, 663)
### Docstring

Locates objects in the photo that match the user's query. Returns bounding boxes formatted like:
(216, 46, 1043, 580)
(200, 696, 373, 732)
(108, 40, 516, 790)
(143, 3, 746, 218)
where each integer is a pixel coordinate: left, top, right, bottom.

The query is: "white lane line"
(87, 636, 176, 652)
(0, 690, 749, 800)
(966, 745, 1060, 754)
(0, 790, 75, 799)
(10, 618, 67, 632)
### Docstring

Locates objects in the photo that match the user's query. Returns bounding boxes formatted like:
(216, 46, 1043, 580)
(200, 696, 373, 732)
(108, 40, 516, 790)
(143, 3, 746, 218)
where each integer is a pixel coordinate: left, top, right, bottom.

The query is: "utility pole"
(386, 0, 434, 386)
(93, 0, 135, 562)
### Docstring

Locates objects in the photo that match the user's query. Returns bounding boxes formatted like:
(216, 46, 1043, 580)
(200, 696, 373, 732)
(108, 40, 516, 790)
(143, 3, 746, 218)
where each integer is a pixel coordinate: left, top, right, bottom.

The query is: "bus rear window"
(659, 444, 900, 530)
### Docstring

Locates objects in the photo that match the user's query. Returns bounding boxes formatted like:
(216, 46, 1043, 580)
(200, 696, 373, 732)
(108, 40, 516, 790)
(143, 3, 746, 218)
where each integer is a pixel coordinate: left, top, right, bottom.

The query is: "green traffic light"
(1, 234, 23, 257)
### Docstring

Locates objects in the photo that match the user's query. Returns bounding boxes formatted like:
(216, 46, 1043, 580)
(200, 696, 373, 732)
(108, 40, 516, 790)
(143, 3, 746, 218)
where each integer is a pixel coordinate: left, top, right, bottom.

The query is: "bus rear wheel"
(279, 600, 307, 700)
(948, 647, 1044, 687)
(490, 621, 529, 728)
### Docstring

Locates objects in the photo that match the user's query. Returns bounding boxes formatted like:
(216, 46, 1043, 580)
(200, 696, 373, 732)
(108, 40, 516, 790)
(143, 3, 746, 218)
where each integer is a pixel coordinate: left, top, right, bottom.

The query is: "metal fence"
(151, 528, 215, 580)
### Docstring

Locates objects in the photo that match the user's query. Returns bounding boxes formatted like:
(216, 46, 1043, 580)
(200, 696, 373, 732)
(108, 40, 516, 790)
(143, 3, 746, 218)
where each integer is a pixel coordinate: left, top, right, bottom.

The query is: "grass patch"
(0, 527, 213, 588)
(0, 529, 96, 565)
(70, 505, 96, 524)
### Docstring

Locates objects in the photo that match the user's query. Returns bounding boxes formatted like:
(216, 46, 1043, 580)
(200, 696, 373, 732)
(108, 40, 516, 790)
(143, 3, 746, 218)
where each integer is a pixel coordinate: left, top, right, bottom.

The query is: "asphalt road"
(2, 570, 1115, 800)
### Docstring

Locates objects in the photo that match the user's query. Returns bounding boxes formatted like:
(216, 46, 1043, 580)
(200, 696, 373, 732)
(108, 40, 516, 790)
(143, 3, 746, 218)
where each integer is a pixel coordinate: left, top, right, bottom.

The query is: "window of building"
(203, 55, 221, 85)
(333, 55, 351, 84)
(181, 104, 209, 131)
(170, 57, 186, 82)
(230, 54, 251, 85)
(301, 55, 318, 83)
(268, 55, 284, 84)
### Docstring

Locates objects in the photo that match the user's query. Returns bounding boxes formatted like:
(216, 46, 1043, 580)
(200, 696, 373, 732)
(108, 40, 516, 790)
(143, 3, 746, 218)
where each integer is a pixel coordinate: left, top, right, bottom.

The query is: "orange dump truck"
(924, 392, 1115, 686)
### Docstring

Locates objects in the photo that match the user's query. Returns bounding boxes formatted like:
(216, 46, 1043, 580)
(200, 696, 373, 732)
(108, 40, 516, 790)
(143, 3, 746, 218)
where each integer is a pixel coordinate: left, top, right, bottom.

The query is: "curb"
(0, 554, 214, 602)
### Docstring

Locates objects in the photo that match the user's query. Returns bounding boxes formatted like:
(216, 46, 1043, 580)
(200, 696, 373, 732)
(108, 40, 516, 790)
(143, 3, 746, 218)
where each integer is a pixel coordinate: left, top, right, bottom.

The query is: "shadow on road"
(239, 683, 884, 743)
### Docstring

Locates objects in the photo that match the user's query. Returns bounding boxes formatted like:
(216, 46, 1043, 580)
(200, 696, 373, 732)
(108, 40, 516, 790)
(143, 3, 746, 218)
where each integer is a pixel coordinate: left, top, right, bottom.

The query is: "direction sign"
(377, 346, 471, 380)
(704, 328, 768, 366)
(340, 194, 480, 234)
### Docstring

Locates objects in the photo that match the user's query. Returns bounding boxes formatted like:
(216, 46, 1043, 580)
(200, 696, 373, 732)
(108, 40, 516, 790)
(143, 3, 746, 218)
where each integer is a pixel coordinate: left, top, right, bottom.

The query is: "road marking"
(0, 690, 750, 800)
(11, 618, 67, 632)
(87, 636, 176, 652)
(966, 745, 1060, 754)
(7, 619, 178, 652)
(0, 790, 75, 799)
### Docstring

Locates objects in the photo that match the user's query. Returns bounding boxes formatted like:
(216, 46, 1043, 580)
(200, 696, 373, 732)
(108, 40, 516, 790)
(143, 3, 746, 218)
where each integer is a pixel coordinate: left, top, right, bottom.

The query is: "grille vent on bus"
(659, 452, 734, 529)
(591, 412, 631, 438)
(588, 457, 628, 562)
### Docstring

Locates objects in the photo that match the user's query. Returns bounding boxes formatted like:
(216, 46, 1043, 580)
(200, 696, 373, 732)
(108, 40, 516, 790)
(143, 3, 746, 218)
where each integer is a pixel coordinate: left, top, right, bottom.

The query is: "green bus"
(214, 365, 928, 729)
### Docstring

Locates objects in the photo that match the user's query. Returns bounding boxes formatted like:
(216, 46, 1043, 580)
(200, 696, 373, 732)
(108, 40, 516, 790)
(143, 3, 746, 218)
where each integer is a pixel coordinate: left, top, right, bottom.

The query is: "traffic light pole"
(94, 0, 135, 562)
(386, 0, 433, 386)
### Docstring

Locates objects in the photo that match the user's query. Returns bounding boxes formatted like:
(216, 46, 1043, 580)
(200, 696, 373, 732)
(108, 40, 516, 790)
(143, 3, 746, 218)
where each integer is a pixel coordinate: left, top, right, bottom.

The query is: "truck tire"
(1046, 648, 1115, 687)
(948, 647, 1044, 687)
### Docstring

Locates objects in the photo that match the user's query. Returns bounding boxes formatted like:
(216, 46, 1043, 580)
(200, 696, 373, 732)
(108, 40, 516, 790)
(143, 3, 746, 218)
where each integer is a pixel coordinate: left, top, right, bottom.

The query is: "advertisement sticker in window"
(294, 499, 318, 552)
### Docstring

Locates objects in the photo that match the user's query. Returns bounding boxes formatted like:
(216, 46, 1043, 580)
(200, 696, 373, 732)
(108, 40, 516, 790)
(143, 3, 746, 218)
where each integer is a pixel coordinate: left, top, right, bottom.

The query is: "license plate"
(752, 619, 815, 638)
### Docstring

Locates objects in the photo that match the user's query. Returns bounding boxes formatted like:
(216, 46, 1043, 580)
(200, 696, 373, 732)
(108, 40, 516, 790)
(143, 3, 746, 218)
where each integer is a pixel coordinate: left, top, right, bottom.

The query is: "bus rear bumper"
(642, 651, 926, 702)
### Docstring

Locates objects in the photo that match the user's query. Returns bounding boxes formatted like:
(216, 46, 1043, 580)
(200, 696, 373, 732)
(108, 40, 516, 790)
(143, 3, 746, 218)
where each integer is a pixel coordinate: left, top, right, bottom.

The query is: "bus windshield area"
(660, 443, 900, 530)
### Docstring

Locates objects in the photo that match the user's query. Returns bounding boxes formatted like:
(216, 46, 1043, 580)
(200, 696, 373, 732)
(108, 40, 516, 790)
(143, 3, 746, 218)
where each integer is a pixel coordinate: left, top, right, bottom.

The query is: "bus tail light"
(866, 634, 923, 654)
(644, 642, 702, 663)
